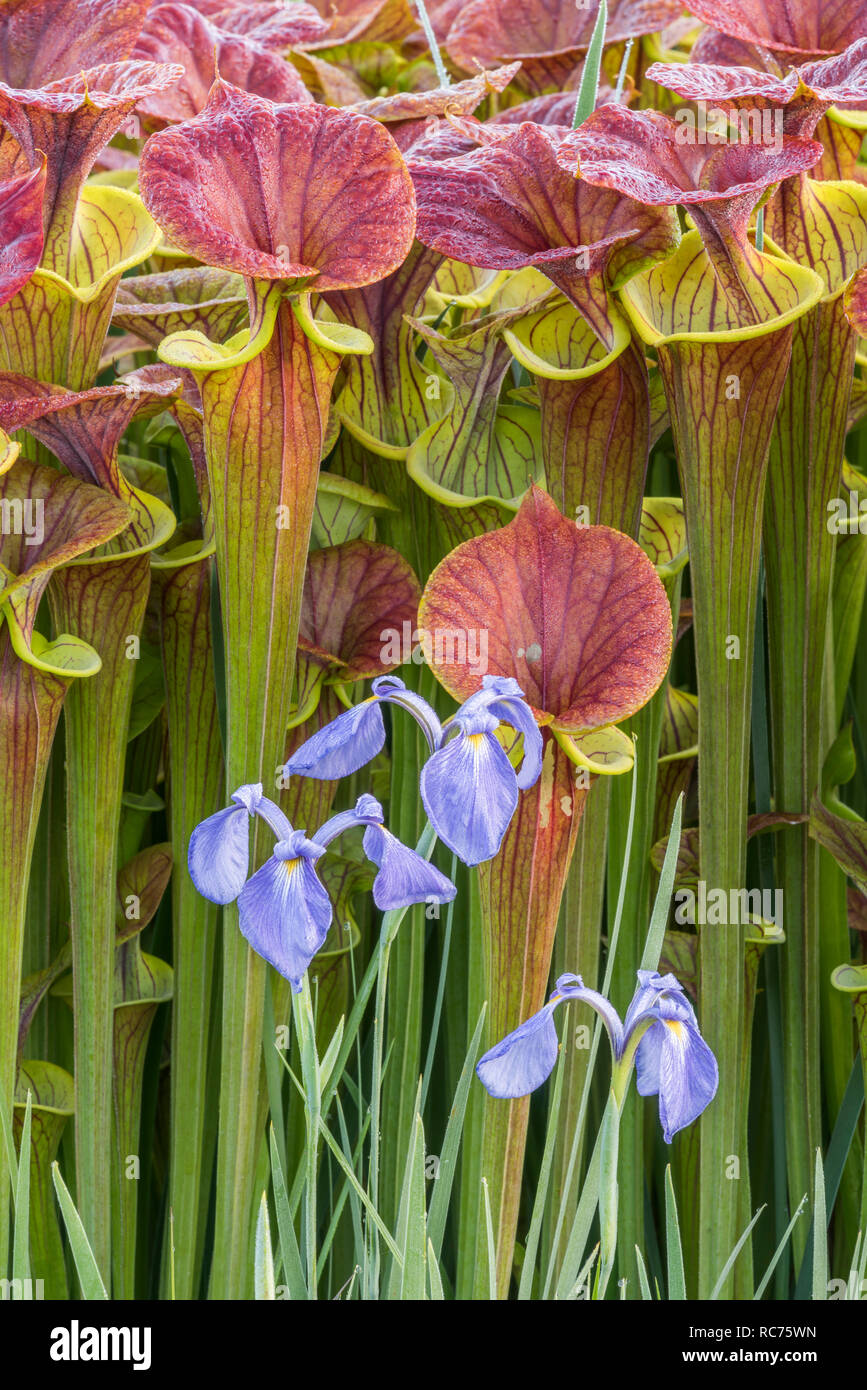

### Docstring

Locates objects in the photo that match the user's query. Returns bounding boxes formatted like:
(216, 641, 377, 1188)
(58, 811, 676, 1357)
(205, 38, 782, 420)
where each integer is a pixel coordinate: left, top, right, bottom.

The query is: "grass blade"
(481, 1178, 497, 1301)
(317, 1115, 403, 1266)
(753, 1195, 808, 1301)
(12, 1090, 32, 1287)
(664, 1164, 685, 1300)
(572, 0, 607, 128)
(254, 1190, 276, 1301)
(268, 1124, 307, 1300)
(428, 1003, 487, 1261)
(427, 1238, 444, 1300)
(51, 1161, 109, 1299)
(710, 1206, 768, 1300)
(812, 1150, 828, 1301)
(635, 1246, 653, 1300)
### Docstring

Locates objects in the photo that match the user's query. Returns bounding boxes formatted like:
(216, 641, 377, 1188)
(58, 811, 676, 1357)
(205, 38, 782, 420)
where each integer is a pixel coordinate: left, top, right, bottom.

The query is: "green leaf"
(317, 1116, 403, 1266)
(268, 1126, 307, 1301)
(51, 1162, 109, 1299)
(12, 1090, 32, 1288)
(390, 1106, 427, 1301)
(427, 1239, 445, 1300)
(254, 1191, 276, 1301)
(635, 1246, 653, 1301)
(753, 1195, 808, 1301)
(812, 1149, 828, 1301)
(481, 1178, 497, 1301)
(427, 1004, 487, 1261)
(572, 0, 607, 129)
(642, 794, 685, 972)
(664, 1165, 686, 1300)
(126, 640, 166, 743)
(710, 1206, 768, 1300)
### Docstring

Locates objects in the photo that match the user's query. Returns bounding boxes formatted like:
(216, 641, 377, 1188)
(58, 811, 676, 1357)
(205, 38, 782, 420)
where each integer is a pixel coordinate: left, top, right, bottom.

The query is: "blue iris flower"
(283, 674, 543, 867)
(188, 785, 457, 992)
(476, 969, 718, 1143)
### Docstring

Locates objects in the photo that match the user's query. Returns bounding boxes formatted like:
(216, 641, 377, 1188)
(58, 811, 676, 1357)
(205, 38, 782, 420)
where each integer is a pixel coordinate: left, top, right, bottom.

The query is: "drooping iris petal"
(188, 783, 263, 903)
(237, 835, 331, 991)
(476, 999, 562, 1098)
(312, 792, 384, 847)
(362, 824, 457, 910)
(372, 674, 444, 750)
(476, 972, 599, 1097)
(565, 977, 627, 1060)
(635, 995, 719, 1144)
(283, 697, 386, 780)
(248, 791, 293, 841)
(420, 725, 518, 867)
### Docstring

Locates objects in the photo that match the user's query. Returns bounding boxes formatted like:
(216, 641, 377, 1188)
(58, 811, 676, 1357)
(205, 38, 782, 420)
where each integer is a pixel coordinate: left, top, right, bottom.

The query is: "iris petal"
(188, 802, 251, 904)
(634, 1021, 664, 1097)
(283, 698, 385, 780)
(624, 969, 693, 1040)
(237, 853, 333, 993)
(476, 1001, 561, 1099)
(655, 1018, 719, 1144)
(634, 988, 719, 1142)
(420, 730, 518, 866)
(362, 824, 457, 910)
(487, 695, 543, 790)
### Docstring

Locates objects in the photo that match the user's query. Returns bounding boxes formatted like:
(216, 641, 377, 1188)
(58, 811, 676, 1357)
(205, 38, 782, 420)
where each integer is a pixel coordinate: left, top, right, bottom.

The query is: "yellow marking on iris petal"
(283, 858, 301, 878)
(665, 1019, 686, 1041)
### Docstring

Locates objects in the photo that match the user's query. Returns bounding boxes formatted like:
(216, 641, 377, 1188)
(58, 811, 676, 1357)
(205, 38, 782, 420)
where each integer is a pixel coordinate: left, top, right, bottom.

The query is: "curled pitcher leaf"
(281, 536, 420, 832)
(0, 61, 185, 259)
(418, 485, 673, 736)
(134, 3, 311, 123)
(0, 0, 153, 86)
(0, 369, 180, 549)
(404, 309, 544, 531)
(346, 64, 521, 150)
(0, 160, 46, 306)
(0, 178, 163, 388)
(182, 0, 330, 47)
(303, 0, 416, 47)
(113, 265, 249, 349)
(0, 457, 131, 664)
(139, 78, 415, 289)
(846, 264, 867, 335)
(445, 0, 683, 93)
(558, 104, 824, 321)
(683, 0, 867, 59)
(298, 539, 421, 682)
(647, 38, 867, 140)
(809, 795, 867, 895)
(409, 122, 680, 348)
